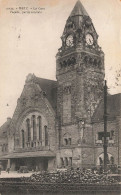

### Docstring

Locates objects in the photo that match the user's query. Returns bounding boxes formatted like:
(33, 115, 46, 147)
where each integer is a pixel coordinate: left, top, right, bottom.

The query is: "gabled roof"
(34, 77, 57, 112)
(70, 0, 89, 17)
(0, 118, 11, 137)
(92, 93, 121, 123)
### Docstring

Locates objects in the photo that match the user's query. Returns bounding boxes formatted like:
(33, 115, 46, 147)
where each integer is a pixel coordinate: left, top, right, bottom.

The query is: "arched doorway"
(97, 153, 114, 166)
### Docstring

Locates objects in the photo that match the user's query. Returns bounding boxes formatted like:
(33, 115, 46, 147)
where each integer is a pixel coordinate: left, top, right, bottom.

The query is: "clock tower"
(56, 0, 105, 167)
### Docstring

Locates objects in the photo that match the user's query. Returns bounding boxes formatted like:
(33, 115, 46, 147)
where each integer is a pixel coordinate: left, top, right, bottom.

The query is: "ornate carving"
(77, 64, 85, 74)
(59, 57, 76, 69)
(63, 19, 76, 34)
(82, 54, 102, 69)
(84, 16, 92, 28)
(25, 73, 35, 84)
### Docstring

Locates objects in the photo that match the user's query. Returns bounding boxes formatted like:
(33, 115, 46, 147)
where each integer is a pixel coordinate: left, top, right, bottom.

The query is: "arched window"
(64, 139, 68, 145)
(32, 115, 36, 141)
(69, 157, 72, 166)
(65, 157, 68, 166)
(63, 133, 71, 146)
(60, 158, 64, 167)
(110, 156, 114, 164)
(45, 126, 48, 146)
(68, 138, 71, 145)
(99, 157, 103, 165)
(26, 119, 31, 142)
(21, 130, 25, 148)
(2, 144, 5, 152)
(97, 153, 114, 166)
(37, 116, 42, 141)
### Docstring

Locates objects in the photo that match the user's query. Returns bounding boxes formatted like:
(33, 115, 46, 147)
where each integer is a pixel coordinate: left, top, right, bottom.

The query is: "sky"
(0, 0, 121, 126)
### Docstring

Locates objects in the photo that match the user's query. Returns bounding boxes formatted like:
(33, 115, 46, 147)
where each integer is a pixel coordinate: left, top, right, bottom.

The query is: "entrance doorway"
(97, 153, 114, 166)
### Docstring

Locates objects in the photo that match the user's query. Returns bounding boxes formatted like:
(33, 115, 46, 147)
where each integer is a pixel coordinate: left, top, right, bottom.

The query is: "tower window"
(71, 57, 76, 64)
(64, 138, 68, 145)
(84, 56, 88, 64)
(63, 61, 67, 67)
(67, 59, 71, 66)
(94, 59, 97, 66)
(67, 22, 73, 29)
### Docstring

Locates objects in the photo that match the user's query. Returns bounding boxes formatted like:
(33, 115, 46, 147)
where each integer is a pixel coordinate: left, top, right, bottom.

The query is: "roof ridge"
(70, 0, 89, 17)
(35, 76, 57, 82)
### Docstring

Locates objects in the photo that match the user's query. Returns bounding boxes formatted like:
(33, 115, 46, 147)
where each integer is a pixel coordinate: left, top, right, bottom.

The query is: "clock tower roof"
(62, 0, 91, 37)
(70, 0, 89, 17)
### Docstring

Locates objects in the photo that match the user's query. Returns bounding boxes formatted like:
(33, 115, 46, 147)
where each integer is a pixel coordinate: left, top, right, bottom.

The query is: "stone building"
(0, 0, 121, 171)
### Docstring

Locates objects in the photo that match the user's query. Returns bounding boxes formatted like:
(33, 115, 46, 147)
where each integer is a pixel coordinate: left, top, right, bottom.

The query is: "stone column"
(31, 116, 33, 141)
(36, 117, 39, 141)
(32, 115, 36, 142)
(7, 159, 10, 169)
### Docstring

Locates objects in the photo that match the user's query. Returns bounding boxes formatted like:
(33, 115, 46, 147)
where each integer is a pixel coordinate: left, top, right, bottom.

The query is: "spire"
(70, 0, 89, 17)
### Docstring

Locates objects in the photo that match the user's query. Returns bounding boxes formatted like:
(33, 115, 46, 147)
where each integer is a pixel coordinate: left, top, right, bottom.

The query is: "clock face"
(66, 35, 74, 47)
(86, 34, 94, 45)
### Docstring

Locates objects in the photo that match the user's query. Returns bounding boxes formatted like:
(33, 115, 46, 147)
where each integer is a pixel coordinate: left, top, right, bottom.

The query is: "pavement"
(0, 171, 33, 178)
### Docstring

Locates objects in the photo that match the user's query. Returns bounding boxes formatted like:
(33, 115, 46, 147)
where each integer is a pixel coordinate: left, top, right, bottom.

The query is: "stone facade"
(0, 76, 57, 171)
(0, 0, 120, 171)
(92, 94, 121, 167)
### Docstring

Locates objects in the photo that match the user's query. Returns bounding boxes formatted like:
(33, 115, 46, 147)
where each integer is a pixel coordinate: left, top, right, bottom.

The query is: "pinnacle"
(70, 0, 89, 17)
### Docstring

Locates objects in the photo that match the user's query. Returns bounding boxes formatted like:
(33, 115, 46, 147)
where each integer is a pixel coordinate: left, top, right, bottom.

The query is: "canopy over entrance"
(0, 150, 55, 160)
(0, 151, 55, 172)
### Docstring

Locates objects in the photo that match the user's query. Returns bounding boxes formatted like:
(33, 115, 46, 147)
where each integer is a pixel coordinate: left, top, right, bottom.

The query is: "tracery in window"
(20, 112, 48, 149)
